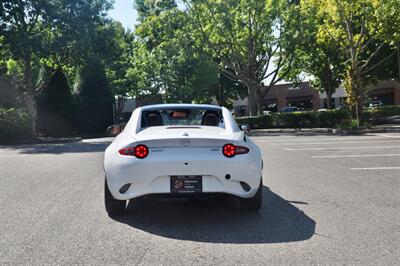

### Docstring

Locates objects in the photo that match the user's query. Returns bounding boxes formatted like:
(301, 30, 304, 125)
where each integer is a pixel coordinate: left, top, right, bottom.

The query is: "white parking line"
(284, 146, 400, 151)
(271, 140, 398, 146)
(351, 167, 400, 170)
(256, 136, 390, 143)
(375, 134, 400, 139)
(313, 154, 400, 158)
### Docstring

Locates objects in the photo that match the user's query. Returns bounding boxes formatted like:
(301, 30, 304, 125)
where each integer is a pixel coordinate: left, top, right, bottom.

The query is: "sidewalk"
(249, 124, 400, 136)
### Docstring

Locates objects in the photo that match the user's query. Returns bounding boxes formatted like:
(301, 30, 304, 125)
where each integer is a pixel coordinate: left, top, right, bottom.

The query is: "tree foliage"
(301, 0, 400, 118)
(75, 56, 114, 133)
(36, 69, 75, 136)
(0, 0, 112, 135)
(129, 5, 219, 103)
(185, 0, 303, 115)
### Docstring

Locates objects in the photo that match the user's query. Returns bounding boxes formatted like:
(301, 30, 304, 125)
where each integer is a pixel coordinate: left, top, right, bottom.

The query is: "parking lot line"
(271, 140, 398, 146)
(375, 134, 400, 139)
(351, 167, 400, 170)
(284, 146, 400, 151)
(313, 154, 400, 158)
(256, 136, 390, 143)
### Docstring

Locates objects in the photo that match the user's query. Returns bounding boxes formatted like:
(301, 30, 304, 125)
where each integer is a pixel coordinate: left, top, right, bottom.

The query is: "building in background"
(233, 80, 400, 116)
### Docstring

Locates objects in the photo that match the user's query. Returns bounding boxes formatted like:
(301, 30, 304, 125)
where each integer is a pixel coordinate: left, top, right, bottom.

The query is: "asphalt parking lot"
(1, 133, 399, 265)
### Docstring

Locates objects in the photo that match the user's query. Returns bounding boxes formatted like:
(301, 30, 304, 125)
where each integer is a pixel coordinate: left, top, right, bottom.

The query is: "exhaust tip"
(240, 182, 251, 192)
(119, 183, 131, 194)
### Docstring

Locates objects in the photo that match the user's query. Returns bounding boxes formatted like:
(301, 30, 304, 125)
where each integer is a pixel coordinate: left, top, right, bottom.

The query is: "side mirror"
(240, 124, 250, 134)
(106, 125, 122, 136)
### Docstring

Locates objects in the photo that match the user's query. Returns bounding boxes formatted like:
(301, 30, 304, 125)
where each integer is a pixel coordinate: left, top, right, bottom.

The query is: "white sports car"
(104, 104, 263, 215)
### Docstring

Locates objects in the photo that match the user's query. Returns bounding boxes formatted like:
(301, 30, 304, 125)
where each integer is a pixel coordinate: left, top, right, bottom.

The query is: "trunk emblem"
(182, 132, 189, 136)
(181, 139, 190, 146)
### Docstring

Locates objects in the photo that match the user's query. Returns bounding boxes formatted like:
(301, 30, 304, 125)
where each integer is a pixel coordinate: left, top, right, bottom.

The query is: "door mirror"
(239, 124, 250, 134)
(106, 125, 122, 136)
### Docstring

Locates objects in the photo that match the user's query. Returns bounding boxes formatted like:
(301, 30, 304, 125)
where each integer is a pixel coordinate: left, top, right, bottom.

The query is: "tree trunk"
(255, 86, 264, 115)
(247, 85, 257, 116)
(397, 41, 400, 82)
(326, 91, 333, 109)
(23, 52, 37, 137)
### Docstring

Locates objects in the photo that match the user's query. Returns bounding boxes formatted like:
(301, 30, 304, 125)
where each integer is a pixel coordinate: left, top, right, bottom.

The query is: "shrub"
(234, 106, 399, 129)
(235, 115, 274, 129)
(316, 110, 348, 127)
(0, 108, 32, 141)
(273, 112, 319, 128)
(362, 105, 400, 124)
(75, 56, 114, 134)
(36, 69, 76, 137)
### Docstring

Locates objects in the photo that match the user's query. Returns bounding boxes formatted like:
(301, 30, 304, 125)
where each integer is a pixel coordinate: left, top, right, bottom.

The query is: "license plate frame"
(170, 175, 202, 193)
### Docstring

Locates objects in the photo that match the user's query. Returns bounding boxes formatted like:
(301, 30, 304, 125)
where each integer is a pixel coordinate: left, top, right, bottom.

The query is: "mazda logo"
(181, 139, 190, 146)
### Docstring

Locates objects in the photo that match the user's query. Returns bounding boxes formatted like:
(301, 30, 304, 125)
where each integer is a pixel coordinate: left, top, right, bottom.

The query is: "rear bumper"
(104, 149, 262, 200)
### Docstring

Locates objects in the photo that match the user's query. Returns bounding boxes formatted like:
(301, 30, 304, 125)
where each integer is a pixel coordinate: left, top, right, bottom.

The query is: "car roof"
(140, 103, 222, 112)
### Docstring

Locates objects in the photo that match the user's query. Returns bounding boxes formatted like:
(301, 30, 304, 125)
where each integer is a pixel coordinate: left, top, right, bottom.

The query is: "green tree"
(95, 21, 135, 120)
(212, 69, 247, 107)
(185, 0, 302, 115)
(75, 56, 114, 134)
(0, 0, 111, 135)
(291, 3, 345, 109)
(303, 0, 400, 124)
(36, 69, 75, 136)
(134, 0, 177, 22)
(130, 7, 219, 103)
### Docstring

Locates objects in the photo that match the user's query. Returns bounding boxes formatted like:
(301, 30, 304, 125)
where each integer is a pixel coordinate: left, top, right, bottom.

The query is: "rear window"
(141, 108, 223, 128)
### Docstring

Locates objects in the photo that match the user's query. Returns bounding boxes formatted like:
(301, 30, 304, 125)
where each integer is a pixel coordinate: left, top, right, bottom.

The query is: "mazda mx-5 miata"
(104, 104, 263, 215)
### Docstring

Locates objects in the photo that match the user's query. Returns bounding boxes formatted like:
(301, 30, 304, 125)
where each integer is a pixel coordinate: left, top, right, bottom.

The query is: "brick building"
(234, 80, 400, 116)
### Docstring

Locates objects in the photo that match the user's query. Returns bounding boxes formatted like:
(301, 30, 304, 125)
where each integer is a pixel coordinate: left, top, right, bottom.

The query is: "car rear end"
(104, 126, 262, 201)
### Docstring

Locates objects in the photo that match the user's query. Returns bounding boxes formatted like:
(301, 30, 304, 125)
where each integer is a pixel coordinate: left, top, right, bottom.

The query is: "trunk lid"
(133, 126, 242, 148)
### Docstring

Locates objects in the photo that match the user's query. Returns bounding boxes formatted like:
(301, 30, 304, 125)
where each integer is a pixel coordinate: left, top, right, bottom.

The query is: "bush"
(235, 115, 274, 129)
(0, 108, 32, 141)
(362, 105, 400, 124)
(273, 112, 319, 128)
(36, 69, 76, 137)
(234, 106, 399, 129)
(316, 110, 348, 127)
(75, 56, 114, 134)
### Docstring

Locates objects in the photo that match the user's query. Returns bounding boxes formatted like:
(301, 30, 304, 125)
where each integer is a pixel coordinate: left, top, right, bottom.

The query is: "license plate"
(170, 175, 202, 193)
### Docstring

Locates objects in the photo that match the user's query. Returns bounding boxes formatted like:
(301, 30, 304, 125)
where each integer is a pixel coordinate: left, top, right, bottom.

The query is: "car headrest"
(146, 112, 163, 127)
(202, 113, 218, 126)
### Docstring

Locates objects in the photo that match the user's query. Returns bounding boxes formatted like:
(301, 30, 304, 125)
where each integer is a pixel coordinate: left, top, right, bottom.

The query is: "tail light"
(119, 144, 149, 159)
(222, 144, 249, 157)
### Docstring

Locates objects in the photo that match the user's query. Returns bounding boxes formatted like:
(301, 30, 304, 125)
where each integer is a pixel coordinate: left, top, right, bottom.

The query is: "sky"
(108, 0, 137, 30)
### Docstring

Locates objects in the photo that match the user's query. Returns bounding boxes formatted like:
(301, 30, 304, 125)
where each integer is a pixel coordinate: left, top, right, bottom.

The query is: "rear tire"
(238, 178, 263, 212)
(104, 178, 126, 216)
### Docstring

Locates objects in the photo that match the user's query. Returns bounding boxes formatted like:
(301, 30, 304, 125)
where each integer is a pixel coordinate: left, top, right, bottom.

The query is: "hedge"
(0, 108, 33, 141)
(362, 105, 400, 124)
(235, 105, 400, 129)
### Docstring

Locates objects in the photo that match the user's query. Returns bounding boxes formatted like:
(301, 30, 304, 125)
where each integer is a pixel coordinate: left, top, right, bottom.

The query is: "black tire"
(104, 179, 126, 216)
(238, 178, 263, 212)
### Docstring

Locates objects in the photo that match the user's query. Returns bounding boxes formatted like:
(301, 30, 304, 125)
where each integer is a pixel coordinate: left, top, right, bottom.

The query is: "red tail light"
(119, 145, 149, 159)
(222, 144, 249, 157)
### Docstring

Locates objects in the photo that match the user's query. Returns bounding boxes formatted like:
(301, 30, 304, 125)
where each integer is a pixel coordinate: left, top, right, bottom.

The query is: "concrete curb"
(0, 137, 82, 146)
(249, 127, 400, 136)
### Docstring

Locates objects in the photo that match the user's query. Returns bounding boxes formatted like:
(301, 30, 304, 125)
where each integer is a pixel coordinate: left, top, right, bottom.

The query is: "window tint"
(141, 109, 223, 128)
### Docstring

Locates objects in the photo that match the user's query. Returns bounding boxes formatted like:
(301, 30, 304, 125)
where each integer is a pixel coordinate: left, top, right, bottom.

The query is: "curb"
(0, 137, 82, 146)
(249, 127, 400, 136)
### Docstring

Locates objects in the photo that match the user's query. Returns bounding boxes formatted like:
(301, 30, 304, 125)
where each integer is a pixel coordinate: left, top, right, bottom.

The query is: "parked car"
(280, 106, 300, 113)
(103, 104, 263, 215)
(369, 100, 384, 108)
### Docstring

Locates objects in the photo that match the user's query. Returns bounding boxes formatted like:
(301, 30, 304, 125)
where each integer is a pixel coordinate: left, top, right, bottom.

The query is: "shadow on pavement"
(4, 141, 111, 154)
(112, 187, 316, 244)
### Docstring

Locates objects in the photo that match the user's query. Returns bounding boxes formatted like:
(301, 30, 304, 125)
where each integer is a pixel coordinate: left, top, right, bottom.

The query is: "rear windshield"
(141, 108, 224, 128)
